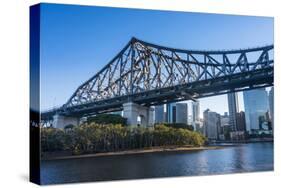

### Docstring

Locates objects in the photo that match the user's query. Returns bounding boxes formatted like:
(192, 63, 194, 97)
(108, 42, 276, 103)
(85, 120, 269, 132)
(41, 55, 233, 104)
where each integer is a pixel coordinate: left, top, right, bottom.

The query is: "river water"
(40, 142, 273, 184)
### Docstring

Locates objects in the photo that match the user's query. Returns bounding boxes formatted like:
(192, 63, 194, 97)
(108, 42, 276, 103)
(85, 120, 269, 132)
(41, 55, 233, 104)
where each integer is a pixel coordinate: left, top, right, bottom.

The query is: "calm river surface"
(41, 142, 273, 184)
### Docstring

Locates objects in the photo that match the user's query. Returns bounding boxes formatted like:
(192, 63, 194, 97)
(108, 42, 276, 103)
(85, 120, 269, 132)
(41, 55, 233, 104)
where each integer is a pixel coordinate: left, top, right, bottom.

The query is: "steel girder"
(42, 38, 274, 119)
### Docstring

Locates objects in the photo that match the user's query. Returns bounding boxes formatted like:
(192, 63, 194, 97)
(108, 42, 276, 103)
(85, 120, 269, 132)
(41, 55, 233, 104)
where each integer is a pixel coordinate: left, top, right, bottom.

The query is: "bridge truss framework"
(41, 38, 273, 123)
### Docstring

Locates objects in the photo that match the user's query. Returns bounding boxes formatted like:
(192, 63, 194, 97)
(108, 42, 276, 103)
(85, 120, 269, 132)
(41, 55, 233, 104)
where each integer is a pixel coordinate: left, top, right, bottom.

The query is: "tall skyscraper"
(166, 102, 176, 123)
(176, 103, 188, 124)
(236, 111, 246, 132)
(192, 101, 200, 123)
(155, 105, 165, 123)
(192, 101, 200, 131)
(203, 109, 209, 137)
(220, 113, 229, 127)
(243, 88, 269, 134)
(227, 92, 239, 132)
(203, 109, 220, 140)
(269, 87, 274, 130)
(219, 112, 230, 140)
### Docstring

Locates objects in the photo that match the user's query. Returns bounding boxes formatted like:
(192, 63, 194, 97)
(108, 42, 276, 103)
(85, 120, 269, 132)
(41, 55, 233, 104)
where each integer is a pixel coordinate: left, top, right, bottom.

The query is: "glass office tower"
(243, 88, 269, 133)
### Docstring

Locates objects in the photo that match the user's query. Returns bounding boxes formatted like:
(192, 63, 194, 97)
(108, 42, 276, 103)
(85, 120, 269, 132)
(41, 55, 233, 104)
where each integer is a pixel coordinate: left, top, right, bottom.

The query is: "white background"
(0, 0, 280, 187)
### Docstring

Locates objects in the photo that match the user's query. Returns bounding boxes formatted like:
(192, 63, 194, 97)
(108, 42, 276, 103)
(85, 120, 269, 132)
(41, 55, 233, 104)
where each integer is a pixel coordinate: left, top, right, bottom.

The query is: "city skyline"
(179, 87, 271, 119)
(166, 87, 274, 124)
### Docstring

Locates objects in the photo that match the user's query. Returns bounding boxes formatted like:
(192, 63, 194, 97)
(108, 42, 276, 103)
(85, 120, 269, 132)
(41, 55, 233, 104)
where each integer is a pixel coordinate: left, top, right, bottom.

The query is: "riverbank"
(42, 145, 223, 161)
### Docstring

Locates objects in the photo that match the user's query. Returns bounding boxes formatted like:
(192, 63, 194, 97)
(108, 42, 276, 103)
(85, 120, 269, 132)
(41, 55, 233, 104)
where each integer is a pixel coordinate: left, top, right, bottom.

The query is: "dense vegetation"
(158, 122, 194, 131)
(41, 123, 206, 155)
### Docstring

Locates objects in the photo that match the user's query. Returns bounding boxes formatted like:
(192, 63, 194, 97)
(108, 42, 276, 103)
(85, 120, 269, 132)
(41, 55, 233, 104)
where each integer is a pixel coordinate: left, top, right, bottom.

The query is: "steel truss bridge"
(42, 37, 274, 121)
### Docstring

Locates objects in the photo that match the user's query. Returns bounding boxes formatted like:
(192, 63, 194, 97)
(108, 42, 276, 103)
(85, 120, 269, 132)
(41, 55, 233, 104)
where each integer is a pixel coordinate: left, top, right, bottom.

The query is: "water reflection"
(41, 142, 273, 185)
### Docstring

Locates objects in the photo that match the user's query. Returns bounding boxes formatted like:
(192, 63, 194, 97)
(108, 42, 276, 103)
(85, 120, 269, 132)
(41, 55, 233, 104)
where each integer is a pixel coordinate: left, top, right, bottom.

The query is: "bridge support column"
(123, 102, 154, 127)
(52, 114, 79, 129)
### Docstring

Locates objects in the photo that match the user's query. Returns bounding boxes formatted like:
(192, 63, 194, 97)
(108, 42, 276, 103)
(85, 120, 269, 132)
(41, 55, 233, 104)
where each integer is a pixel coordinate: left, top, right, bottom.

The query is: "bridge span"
(41, 37, 274, 128)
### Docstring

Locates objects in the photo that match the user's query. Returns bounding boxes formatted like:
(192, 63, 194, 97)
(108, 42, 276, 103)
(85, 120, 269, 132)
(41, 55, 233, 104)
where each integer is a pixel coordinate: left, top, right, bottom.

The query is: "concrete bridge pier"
(52, 114, 80, 129)
(123, 102, 154, 127)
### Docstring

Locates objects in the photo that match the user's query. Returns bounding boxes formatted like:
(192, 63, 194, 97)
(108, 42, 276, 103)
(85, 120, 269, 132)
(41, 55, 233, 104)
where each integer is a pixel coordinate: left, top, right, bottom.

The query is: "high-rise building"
(215, 113, 222, 138)
(203, 109, 220, 140)
(192, 101, 200, 122)
(227, 92, 239, 131)
(269, 87, 274, 130)
(220, 113, 230, 127)
(176, 103, 188, 124)
(155, 105, 165, 123)
(219, 112, 230, 140)
(236, 111, 246, 132)
(243, 88, 269, 134)
(203, 109, 209, 137)
(192, 101, 200, 131)
(166, 103, 176, 123)
(258, 113, 270, 130)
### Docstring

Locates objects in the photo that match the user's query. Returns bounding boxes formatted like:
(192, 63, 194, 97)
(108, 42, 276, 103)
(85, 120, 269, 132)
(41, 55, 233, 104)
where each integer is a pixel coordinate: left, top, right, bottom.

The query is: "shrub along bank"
(41, 123, 206, 155)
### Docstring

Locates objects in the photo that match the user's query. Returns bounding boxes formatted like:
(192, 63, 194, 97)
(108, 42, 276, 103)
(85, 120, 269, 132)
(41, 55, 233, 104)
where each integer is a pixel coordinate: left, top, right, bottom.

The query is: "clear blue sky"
(40, 3, 273, 117)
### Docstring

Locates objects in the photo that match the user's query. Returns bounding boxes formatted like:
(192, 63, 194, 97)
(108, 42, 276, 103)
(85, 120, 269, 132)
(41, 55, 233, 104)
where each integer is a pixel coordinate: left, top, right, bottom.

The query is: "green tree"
(41, 123, 206, 155)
